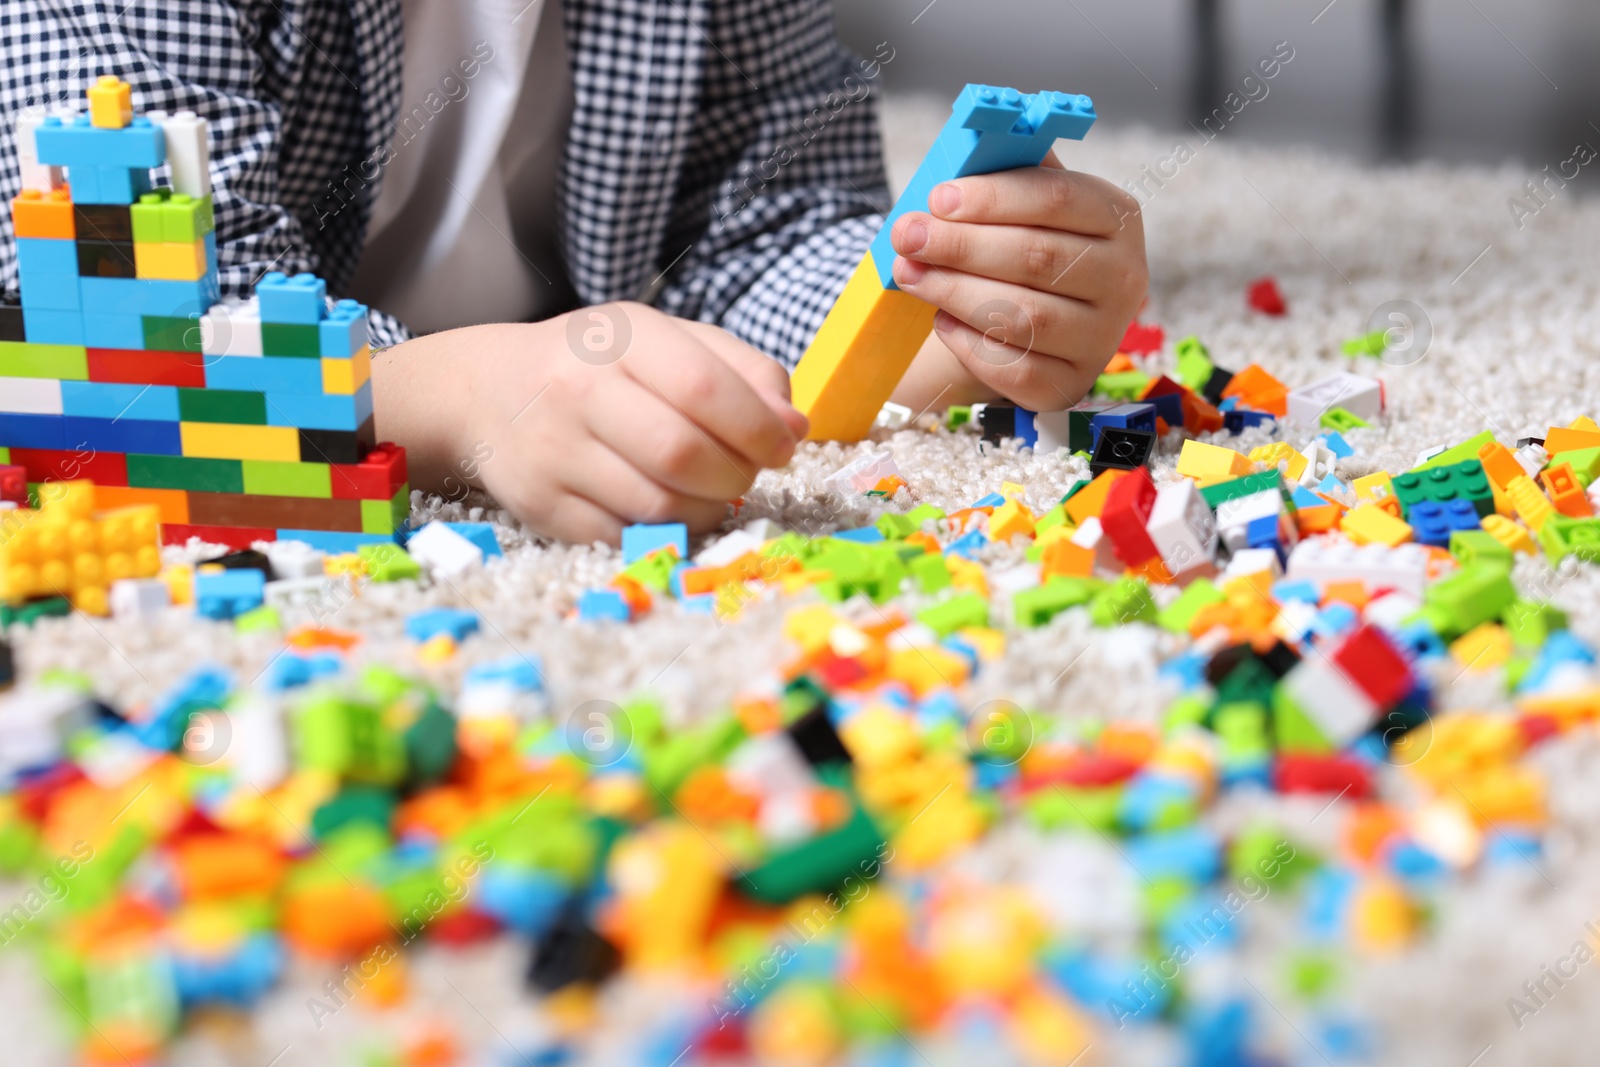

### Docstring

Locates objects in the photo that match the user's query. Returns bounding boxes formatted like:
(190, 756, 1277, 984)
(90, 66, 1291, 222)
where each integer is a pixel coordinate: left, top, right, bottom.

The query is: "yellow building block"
(1248, 442, 1307, 482)
(1504, 475, 1554, 531)
(1481, 513, 1536, 555)
(322, 345, 373, 395)
(180, 422, 300, 462)
(1341, 503, 1413, 546)
(88, 75, 132, 129)
(790, 251, 938, 441)
(988, 499, 1036, 542)
(1352, 471, 1394, 504)
(1450, 623, 1512, 673)
(0, 485, 160, 616)
(1176, 439, 1250, 481)
(134, 240, 208, 281)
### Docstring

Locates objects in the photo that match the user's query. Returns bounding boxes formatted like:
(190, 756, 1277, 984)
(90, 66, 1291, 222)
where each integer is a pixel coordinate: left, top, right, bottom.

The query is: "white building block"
(824, 449, 900, 495)
(263, 539, 327, 581)
(1222, 547, 1282, 585)
(1515, 443, 1548, 479)
(1281, 655, 1378, 746)
(1215, 488, 1287, 552)
(228, 691, 290, 790)
(1286, 372, 1383, 428)
(1364, 590, 1423, 634)
(109, 578, 171, 620)
(159, 110, 212, 199)
(1285, 537, 1431, 599)
(1296, 439, 1336, 488)
(15, 106, 63, 192)
(1070, 516, 1120, 573)
(696, 528, 766, 568)
(201, 297, 264, 358)
(1146, 480, 1217, 574)
(406, 521, 484, 578)
(1032, 410, 1073, 454)
(874, 402, 912, 431)
(0, 686, 91, 782)
(0, 376, 64, 415)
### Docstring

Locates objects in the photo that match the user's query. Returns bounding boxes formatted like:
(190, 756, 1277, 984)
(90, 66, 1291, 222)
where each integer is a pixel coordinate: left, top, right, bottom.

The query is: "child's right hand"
(374, 302, 808, 545)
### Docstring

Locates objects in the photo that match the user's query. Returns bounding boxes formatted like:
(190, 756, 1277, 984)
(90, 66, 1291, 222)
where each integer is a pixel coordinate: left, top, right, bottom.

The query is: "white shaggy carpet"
(6, 93, 1600, 1066)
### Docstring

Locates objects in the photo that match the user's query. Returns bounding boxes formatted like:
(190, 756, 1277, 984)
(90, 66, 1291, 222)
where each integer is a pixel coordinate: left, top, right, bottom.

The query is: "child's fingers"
(891, 215, 1114, 303)
(928, 166, 1139, 240)
(622, 324, 800, 469)
(584, 377, 761, 501)
(526, 490, 625, 547)
(681, 323, 812, 441)
(560, 440, 731, 533)
(931, 311, 1099, 411)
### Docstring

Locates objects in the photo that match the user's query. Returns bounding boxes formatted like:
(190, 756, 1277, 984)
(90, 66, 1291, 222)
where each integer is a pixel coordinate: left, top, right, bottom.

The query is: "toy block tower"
(1, 76, 408, 561)
(789, 84, 1096, 441)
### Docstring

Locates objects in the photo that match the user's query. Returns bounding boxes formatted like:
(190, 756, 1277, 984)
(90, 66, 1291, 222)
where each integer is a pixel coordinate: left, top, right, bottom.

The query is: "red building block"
(1247, 276, 1287, 316)
(1329, 623, 1412, 708)
(1273, 753, 1374, 798)
(88, 347, 207, 388)
(160, 522, 275, 551)
(1119, 321, 1165, 356)
(0, 464, 26, 505)
(330, 442, 409, 500)
(7, 447, 128, 487)
(1099, 467, 1160, 566)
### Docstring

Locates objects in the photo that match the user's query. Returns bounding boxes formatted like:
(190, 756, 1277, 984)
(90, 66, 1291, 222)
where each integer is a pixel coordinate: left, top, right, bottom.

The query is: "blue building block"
(1272, 579, 1320, 604)
(256, 272, 328, 324)
(870, 85, 1096, 289)
(578, 588, 632, 622)
(204, 230, 219, 274)
(464, 655, 545, 693)
(63, 163, 154, 206)
(443, 522, 502, 559)
(263, 383, 372, 431)
(405, 607, 481, 643)
(20, 308, 85, 345)
(319, 299, 370, 357)
(62, 415, 182, 456)
(274, 529, 394, 553)
(80, 275, 220, 320)
(1223, 409, 1275, 434)
(16, 237, 81, 276)
(1012, 406, 1039, 448)
(1318, 431, 1354, 458)
(60, 381, 180, 421)
(82, 312, 148, 350)
(19, 271, 81, 312)
(1408, 499, 1480, 547)
(0, 413, 67, 449)
(833, 525, 885, 544)
(971, 492, 1007, 508)
(195, 569, 266, 620)
(620, 522, 689, 564)
(1124, 826, 1222, 882)
(266, 651, 344, 691)
(1090, 402, 1157, 449)
(34, 114, 165, 169)
(1144, 391, 1183, 428)
(945, 528, 988, 559)
(475, 866, 569, 938)
(203, 354, 324, 393)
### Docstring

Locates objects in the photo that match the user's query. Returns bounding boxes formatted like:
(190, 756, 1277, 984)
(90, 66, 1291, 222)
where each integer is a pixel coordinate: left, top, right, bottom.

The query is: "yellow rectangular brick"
(180, 422, 300, 462)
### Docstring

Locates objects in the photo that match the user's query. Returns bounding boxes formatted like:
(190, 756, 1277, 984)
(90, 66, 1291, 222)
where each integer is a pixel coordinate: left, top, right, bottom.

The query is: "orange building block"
(1541, 462, 1592, 517)
(1476, 441, 1524, 490)
(1064, 469, 1128, 524)
(12, 188, 75, 239)
(1543, 425, 1600, 455)
(93, 485, 190, 525)
(1220, 364, 1289, 416)
(790, 251, 938, 441)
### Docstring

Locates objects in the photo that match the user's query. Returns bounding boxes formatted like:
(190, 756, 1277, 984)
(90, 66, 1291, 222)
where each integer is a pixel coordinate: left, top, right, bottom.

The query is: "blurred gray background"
(837, 0, 1600, 193)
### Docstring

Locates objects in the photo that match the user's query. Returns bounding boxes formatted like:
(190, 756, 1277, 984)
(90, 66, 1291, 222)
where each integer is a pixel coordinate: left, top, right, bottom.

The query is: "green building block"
(1175, 335, 1214, 390)
(1200, 470, 1284, 511)
(905, 503, 947, 527)
(1341, 330, 1388, 358)
(403, 700, 458, 785)
(1548, 446, 1600, 488)
(1272, 685, 1333, 754)
(1214, 701, 1270, 761)
(1502, 599, 1568, 648)
(233, 605, 281, 635)
(127, 454, 244, 494)
(1035, 504, 1070, 536)
(737, 769, 885, 905)
(1027, 785, 1121, 832)
(1391, 459, 1494, 519)
(130, 191, 214, 242)
(359, 543, 422, 583)
(261, 322, 321, 358)
(1418, 561, 1516, 639)
(1448, 529, 1513, 569)
(908, 552, 951, 594)
(1319, 407, 1369, 431)
(142, 315, 202, 353)
(1537, 514, 1600, 564)
(1012, 577, 1102, 628)
(0, 597, 72, 628)
(1214, 657, 1276, 710)
(1415, 431, 1496, 471)
(178, 387, 267, 425)
(1163, 694, 1209, 732)
(917, 590, 989, 636)
(946, 405, 972, 430)
(644, 715, 744, 799)
(1094, 370, 1150, 401)
(1229, 823, 1315, 891)
(242, 460, 332, 498)
(876, 512, 918, 540)
(1288, 949, 1341, 999)
(1090, 577, 1157, 627)
(361, 485, 410, 535)
(0, 447, 8, 464)
(311, 783, 397, 839)
(1158, 578, 1225, 633)
(0, 341, 89, 380)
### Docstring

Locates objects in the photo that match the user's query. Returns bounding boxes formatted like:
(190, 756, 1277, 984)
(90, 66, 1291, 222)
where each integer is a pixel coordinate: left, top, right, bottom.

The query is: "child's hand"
(887, 156, 1148, 413)
(375, 303, 807, 545)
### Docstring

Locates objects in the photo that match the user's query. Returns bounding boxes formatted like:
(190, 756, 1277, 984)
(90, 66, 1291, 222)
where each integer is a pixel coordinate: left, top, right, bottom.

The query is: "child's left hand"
(887, 155, 1148, 413)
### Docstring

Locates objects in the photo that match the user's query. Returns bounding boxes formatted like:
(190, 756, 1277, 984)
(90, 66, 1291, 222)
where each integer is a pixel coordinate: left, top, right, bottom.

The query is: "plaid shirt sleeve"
(650, 0, 893, 369)
(0, 0, 412, 348)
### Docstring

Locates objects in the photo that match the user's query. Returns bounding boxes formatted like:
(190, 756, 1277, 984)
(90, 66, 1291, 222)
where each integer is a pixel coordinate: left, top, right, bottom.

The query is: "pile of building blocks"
(0, 479, 160, 616)
(1, 77, 407, 556)
(790, 83, 1097, 441)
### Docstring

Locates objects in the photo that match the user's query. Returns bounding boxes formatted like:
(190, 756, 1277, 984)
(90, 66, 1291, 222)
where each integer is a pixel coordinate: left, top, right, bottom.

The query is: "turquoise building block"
(34, 114, 165, 170)
(621, 522, 689, 563)
(17, 237, 79, 275)
(60, 381, 181, 421)
(21, 308, 85, 345)
(59, 163, 152, 206)
(19, 270, 81, 312)
(319, 299, 370, 357)
(868, 84, 1096, 289)
(82, 312, 147, 350)
(80, 275, 221, 319)
(203, 354, 325, 393)
(276, 529, 393, 553)
(257, 272, 328, 324)
(263, 382, 373, 431)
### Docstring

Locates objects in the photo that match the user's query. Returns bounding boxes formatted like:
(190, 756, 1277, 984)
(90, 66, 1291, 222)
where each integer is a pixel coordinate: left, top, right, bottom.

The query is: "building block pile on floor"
(0, 77, 408, 557)
(6, 271, 1600, 1064)
(790, 83, 1096, 441)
